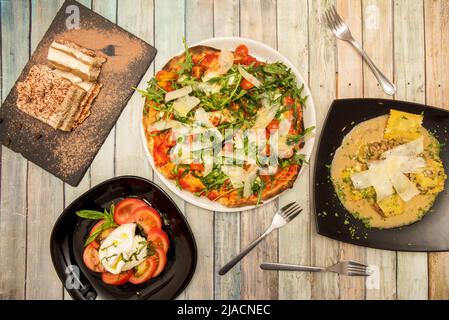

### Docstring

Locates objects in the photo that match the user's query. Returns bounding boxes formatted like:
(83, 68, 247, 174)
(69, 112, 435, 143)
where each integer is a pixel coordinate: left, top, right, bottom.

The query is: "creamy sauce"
(331, 115, 439, 229)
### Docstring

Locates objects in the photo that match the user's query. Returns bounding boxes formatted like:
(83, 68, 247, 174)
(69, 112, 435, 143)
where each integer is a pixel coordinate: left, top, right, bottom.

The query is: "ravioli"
(384, 109, 423, 141)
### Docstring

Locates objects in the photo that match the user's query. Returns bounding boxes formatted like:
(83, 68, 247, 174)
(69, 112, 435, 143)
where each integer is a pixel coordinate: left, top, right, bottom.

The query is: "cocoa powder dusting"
(0, 2, 155, 186)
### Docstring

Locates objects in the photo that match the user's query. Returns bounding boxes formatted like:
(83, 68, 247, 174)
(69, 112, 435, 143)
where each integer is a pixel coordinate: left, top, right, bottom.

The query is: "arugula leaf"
(134, 78, 166, 104)
(177, 37, 194, 75)
(262, 63, 288, 76)
(287, 126, 315, 145)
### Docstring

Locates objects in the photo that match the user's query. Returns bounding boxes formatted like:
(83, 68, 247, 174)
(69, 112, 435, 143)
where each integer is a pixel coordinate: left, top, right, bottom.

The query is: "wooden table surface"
(1, 0, 448, 300)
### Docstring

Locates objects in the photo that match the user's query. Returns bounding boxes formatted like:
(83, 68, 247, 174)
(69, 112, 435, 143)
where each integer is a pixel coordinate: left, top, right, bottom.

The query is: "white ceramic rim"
(140, 37, 317, 212)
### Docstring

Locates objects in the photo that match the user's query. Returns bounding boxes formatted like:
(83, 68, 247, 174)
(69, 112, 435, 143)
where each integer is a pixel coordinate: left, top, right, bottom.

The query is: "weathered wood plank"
(308, 0, 339, 300)
(115, 0, 153, 180)
(240, 0, 278, 300)
(153, 0, 185, 212)
(62, 0, 93, 301)
(183, 0, 215, 300)
(393, 0, 428, 301)
(153, 0, 186, 300)
(25, 0, 65, 300)
(277, 0, 312, 300)
(89, 0, 116, 187)
(425, 0, 449, 300)
(0, 0, 30, 299)
(213, 0, 241, 300)
(336, 0, 365, 300)
(362, 0, 397, 300)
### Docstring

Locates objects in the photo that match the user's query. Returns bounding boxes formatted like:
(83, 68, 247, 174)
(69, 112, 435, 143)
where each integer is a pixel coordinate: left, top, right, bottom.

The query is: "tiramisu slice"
(16, 40, 105, 131)
(47, 39, 106, 81)
(17, 65, 87, 131)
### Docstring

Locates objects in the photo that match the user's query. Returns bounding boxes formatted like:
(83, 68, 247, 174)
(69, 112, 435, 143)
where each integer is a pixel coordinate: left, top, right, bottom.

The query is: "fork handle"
(348, 39, 396, 96)
(260, 262, 325, 272)
(219, 230, 271, 276)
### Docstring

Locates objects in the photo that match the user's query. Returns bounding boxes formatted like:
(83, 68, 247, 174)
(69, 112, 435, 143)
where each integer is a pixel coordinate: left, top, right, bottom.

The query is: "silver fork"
(260, 260, 372, 276)
(218, 202, 302, 276)
(324, 5, 396, 96)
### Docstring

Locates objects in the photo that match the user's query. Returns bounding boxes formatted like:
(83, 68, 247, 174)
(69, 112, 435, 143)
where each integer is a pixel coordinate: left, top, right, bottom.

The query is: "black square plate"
(50, 176, 197, 300)
(313, 98, 449, 251)
(0, 0, 156, 186)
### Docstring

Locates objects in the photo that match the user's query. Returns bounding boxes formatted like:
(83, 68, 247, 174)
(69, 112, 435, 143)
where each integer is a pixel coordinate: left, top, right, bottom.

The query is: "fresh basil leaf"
(84, 220, 115, 247)
(84, 228, 102, 247)
(75, 210, 105, 220)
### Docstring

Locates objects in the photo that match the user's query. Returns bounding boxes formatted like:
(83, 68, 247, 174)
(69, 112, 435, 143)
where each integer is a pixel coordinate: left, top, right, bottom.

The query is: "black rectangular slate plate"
(313, 98, 449, 252)
(0, 0, 156, 186)
(50, 176, 197, 300)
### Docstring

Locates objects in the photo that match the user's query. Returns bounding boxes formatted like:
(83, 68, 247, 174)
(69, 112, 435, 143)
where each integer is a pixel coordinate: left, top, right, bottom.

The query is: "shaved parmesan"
(350, 171, 372, 189)
(149, 119, 187, 132)
(252, 99, 280, 129)
(202, 151, 214, 176)
(218, 50, 234, 74)
(173, 95, 200, 117)
(381, 136, 424, 158)
(221, 165, 258, 197)
(391, 155, 426, 173)
(368, 161, 395, 201)
(238, 65, 262, 88)
(194, 107, 215, 128)
(165, 86, 192, 102)
(276, 119, 293, 159)
(390, 172, 420, 202)
(197, 82, 221, 95)
(194, 107, 224, 142)
(350, 140, 427, 203)
(243, 166, 258, 197)
(221, 166, 245, 188)
(202, 50, 234, 82)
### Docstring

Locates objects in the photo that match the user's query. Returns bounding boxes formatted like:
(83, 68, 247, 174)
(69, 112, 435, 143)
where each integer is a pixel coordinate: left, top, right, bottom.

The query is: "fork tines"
(324, 5, 343, 31)
(345, 260, 372, 276)
(280, 201, 303, 222)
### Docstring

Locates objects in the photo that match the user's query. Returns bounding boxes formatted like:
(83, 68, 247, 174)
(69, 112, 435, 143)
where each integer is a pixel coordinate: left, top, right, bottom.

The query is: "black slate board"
(313, 98, 449, 251)
(0, 0, 156, 186)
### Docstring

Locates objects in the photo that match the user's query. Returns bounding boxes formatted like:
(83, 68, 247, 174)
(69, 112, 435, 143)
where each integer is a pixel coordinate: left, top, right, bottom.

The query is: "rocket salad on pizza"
(139, 39, 313, 207)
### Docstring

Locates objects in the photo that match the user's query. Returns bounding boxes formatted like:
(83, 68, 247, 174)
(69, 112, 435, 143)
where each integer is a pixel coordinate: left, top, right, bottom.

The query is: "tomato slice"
(83, 244, 105, 273)
(152, 247, 167, 278)
(283, 96, 295, 106)
(266, 119, 280, 132)
(235, 44, 249, 56)
(114, 198, 149, 225)
(88, 220, 104, 249)
(147, 228, 170, 253)
(240, 78, 255, 90)
(101, 271, 132, 286)
(133, 206, 162, 235)
(129, 256, 158, 285)
(189, 163, 205, 171)
(88, 220, 115, 249)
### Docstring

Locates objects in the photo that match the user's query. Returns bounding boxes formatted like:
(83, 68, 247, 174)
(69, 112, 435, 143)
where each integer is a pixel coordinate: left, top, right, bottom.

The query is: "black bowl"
(313, 98, 449, 251)
(50, 176, 197, 300)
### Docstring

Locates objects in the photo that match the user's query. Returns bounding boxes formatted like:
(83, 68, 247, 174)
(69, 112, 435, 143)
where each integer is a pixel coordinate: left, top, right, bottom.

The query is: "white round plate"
(140, 37, 316, 212)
